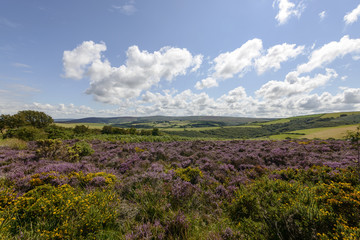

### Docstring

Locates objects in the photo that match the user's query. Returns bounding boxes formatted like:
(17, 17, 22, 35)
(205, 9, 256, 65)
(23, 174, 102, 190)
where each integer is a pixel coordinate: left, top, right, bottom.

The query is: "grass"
(0, 138, 28, 149)
(260, 114, 325, 126)
(55, 123, 108, 129)
(78, 133, 222, 142)
(162, 125, 261, 132)
(265, 124, 360, 140)
(259, 119, 291, 125)
(320, 111, 360, 119)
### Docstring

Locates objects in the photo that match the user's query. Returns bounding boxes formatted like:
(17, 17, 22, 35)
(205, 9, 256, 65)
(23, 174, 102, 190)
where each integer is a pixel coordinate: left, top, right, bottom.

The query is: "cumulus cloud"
(274, 0, 305, 25)
(63, 41, 106, 80)
(255, 43, 304, 75)
(256, 68, 338, 99)
(195, 77, 218, 90)
(198, 39, 303, 89)
(297, 35, 360, 74)
(212, 38, 263, 79)
(3, 85, 360, 118)
(341, 87, 360, 103)
(63, 41, 203, 104)
(344, 4, 360, 25)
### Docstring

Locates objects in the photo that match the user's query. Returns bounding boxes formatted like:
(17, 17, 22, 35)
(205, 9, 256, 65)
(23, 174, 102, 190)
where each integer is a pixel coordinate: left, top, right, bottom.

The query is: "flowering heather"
(0, 139, 360, 239)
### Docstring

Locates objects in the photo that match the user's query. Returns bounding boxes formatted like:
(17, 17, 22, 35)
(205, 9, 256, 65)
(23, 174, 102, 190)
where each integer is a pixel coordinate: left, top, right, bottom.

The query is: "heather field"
(0, 139, 359, 239)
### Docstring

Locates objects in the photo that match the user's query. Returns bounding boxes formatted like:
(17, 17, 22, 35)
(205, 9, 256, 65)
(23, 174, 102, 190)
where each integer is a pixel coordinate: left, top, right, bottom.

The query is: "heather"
(1, 139, 360, 239)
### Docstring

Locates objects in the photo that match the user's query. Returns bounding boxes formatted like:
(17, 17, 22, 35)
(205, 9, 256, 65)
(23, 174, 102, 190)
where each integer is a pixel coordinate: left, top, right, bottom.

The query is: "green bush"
(7, 184, 120, 239)
(35, 140, 94, 162)
(175, 167, 204, 184)
(5, 126, 47, 141)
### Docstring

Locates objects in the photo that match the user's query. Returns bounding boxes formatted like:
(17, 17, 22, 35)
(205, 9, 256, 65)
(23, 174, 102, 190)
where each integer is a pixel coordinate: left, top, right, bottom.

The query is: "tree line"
(0, 110, 160, 141)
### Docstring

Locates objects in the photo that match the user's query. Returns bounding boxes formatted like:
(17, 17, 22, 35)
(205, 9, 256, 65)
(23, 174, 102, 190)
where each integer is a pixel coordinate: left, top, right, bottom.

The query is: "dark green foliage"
(151, 128, 160, 136)
(101, 125, 113, 134)
(346, 126, 360, 167)
(45, 124, 73, 139)
(14, 110, 53, 128)
(4, 126, 47, 141)
(73, 125, 89, 135)
(35, 139, 94, 162)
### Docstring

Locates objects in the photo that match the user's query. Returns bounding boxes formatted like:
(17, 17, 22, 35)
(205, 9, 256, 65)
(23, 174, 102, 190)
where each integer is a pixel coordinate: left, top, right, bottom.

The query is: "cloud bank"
(63, 41, 203, 104)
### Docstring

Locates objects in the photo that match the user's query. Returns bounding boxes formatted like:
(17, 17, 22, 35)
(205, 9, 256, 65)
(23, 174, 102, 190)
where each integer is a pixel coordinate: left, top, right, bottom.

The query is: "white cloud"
(191, 55, 203, 72)
(274, 0, 305, 25)
(255, 43, 304, 74)
(12, 63, 31, 68)
(256, 68, 338, 99)
(341, 87, 360, 103)
(112, 0, 137, 15)
(63, 41, 106, 80)
(297, 35, 360, 74)
(212, 38, 263, 79)
(63, 41, 203, 104)
(344, 4, 360, 25)
(353, 55, 360, 61)
(195, 77, 218, 90)
(3, 84, 360, 118)
(200, 39, 303, 87)
(319, 11, 326, 21)
(219, 86, 248, 104)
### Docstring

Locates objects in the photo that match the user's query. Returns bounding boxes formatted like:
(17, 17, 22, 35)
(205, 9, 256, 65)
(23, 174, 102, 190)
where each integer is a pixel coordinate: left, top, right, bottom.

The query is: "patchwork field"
(267, 124, 359, 140)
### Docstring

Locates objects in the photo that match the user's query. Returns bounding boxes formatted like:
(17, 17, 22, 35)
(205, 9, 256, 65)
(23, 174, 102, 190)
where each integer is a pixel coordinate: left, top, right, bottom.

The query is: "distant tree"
(113, 127, 127, 135)
(13, 110, 53, 128)
(73, 125, 89, 135)
(5, 126, 47, 141)
(101, 126, 113, 134)
(152, 128, 160, 136)
(0, 114, 10, 134)
(129, 128, 137, 135)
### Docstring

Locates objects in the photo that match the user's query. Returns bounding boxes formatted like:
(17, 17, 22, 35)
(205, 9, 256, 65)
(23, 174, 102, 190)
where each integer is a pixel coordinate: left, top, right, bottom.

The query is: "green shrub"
(35, 140, 94, 162)
(35, 139, 64, 160)
(5, 126, 47, 141)
(0, 138, 28, 150)
(7, 184, 121, 239)
(175, 167, 203, 184)
(45, 125, 73, 139)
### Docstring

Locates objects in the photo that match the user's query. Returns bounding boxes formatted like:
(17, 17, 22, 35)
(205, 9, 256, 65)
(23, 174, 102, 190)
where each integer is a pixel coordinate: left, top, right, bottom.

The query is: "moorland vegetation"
(1, 111, 360, 239)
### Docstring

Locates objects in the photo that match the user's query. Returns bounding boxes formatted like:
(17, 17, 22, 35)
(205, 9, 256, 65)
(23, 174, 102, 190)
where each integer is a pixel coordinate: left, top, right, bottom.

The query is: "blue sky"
(1, 0, 360, 118)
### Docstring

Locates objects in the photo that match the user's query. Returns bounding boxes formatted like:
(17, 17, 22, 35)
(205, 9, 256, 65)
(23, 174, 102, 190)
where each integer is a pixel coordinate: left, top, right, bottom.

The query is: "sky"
(1, 0, 360, 119)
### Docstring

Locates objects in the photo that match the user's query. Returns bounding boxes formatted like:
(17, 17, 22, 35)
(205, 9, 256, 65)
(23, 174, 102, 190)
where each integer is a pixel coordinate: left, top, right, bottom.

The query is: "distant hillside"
(57, 116, 274, 126)
(56, 111, 360, 140)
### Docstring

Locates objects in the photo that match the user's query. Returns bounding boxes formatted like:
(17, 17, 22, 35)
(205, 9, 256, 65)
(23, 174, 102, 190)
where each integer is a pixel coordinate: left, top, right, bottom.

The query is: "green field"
(265, 124, 359, 140)
(162, 125, 261, 132)
(55, 123, 108, 129)
(259, 118, 291, 125)
(320, 111, 360, 119)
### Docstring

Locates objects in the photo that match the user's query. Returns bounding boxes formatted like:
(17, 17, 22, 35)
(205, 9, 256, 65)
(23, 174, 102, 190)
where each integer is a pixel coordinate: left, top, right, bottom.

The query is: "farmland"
(57, 111, 360, 140)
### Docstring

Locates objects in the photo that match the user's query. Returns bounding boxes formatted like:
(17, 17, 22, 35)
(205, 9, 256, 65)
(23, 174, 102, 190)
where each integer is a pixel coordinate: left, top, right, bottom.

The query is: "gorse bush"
(174, 166, 204, 184)
(35, 139, 94, 162)
(7, 184, 121, 240)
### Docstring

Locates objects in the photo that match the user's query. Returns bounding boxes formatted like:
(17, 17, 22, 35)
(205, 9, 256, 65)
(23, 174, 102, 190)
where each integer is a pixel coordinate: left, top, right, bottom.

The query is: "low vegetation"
(1, 138, 360, 239)
(1, 110, 360, 239)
